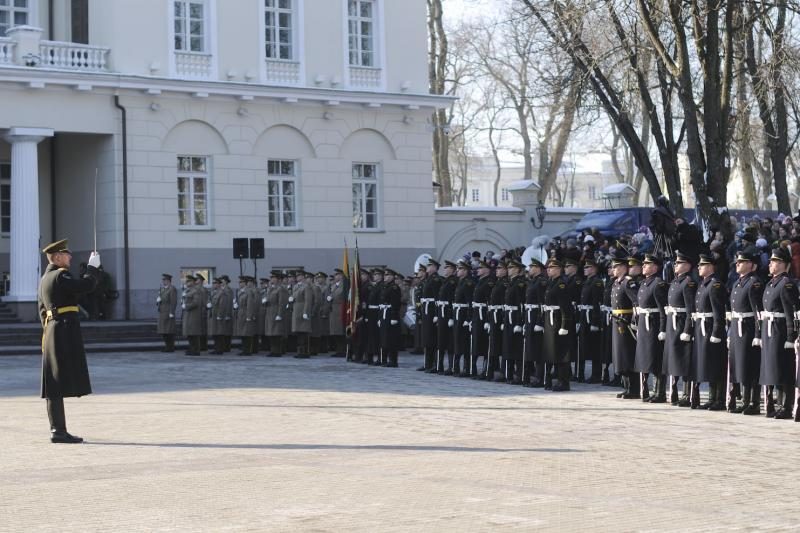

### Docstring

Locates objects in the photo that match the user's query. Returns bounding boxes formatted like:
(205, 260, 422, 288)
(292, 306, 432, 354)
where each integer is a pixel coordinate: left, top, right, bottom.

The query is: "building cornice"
(0, 66, 455, 110)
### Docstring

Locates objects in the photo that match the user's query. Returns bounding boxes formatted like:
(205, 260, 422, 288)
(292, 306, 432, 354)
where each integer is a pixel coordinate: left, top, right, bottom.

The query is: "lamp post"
(531, 202, 547, 229)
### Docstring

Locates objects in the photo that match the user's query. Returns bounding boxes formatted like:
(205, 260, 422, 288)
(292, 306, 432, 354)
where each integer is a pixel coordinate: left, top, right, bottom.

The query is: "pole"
(93, 168, 98, 252)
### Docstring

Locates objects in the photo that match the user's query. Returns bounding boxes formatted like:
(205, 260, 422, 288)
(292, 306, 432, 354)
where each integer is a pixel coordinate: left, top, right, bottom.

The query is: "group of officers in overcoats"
(407, 250, 800, 421)
(156, 269, 350, 358)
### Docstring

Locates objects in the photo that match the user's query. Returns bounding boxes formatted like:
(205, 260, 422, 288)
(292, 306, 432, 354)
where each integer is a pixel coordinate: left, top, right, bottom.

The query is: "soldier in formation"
(157, 273, 177, 352)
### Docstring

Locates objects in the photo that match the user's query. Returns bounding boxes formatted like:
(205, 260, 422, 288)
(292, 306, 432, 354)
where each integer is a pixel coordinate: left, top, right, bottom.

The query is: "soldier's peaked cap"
(674, 250, 693, 264)
(507, 259, 524, 270)
(161, 273, 173, 279)
(333, 268, 345, 275)
(443, 260, 458, 269)
(611, 256, 628, 267)
(583, 258, 597, 268)
(698, 254, 716, 266)
(219, 275, 231, 282)
(427, 258, 441, 268)
(528, 258, 545, 269)
(546, 258, 563, 268)
(564, 257, 580, 267)
(735, 251, 756, 263)
(642, 254, 662, 266)
(194, 272, 205, 280)
(42, 239, 70, 254)
(770, 247, 791, 263)
(478, 260, 491, 269)
(185, 274, 196, 281)
(316, 271, 327, 278)
(371, 268, 384, 275)
(627, 255, 643, 266)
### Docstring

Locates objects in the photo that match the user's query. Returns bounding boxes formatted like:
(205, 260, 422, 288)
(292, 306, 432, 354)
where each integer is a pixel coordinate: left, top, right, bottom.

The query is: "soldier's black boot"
(212, 335, 224, 355)
(650, 375, 667, 403)
(640, 373, 650, 402)
(669, 380, 679, 405)
(200, 335, 208, 352)
(709, 382, 727, 411)
(690, 382, 701, 409)
(775, 385, 794, 419)
(730, 384, 745, 412)
(765, 386, 776, 417)
(551, 363, 571, 392)
(617, 375, 628, 398)
(736, 385, 751, 413)
(794, 397, 800, 422)
(601, 365, 610, 385)
(521, 360, 532, 387)
(700, 383, 715, 409)
(678, 381, 691, 407)
(47, 398, 82, 444)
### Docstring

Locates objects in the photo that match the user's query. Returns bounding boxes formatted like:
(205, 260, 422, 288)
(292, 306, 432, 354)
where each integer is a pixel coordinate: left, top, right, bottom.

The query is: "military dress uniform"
(194, 273, 209, 352)
(611, 261, 640, 399)
(353, 271, 371, 363)
(411, 272, 425, 355)
(759, 248, 798, 418)
(488, 269, 509, 381)
(435, 263, 458, 374)
(542, 260, 575, 391)
(727, 254, 764, 414)
(663, 254, 698, 406)
(379, 270, 403, 367)
(576, 263, 604, 383)
(635, 256, 669, 401)
(156, 274, 178, 352)
(265, 273, 290, 356)
(219, 276, 234, 352)
(328, 271, 348, 357)
(38, 239, 100, 443)
(210, 278, 233, 354)
(692, 255, 729, 410)
(524, 265, 548, 386)
(470, 267, 495, 380)
(365, 271, 384, 365)
(257, 279, 269, 353)
(452, 266, 476, 376)
(564, 260, 584, 380)
(235, 277, 259, 355)
(599, 269, 615, 384)
(181, 276, 203, 356)
(503, 262, 527, 384)
(420, 262, 443, 372)
(291, 273, 314, 358)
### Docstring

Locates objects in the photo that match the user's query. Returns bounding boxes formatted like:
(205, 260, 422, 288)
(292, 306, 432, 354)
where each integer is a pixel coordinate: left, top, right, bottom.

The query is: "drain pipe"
(114, 94, 131, 320)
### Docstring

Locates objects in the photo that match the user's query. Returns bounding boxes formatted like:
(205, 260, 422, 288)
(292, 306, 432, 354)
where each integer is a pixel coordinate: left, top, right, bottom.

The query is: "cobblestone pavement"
(1, 352, 798, 532)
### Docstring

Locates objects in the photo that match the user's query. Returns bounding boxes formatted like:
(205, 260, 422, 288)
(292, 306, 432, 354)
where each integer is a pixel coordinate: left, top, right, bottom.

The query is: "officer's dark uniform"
(452, 263, 475, 376)
(524, 261, 548, 387)
(411, 269, 425, 355)
(503, 261, 528, 384)
(636, 255, 669, 401)
(365, 270, 384, 365)
(564, 259, 584, 381)
(38, 239, 99, 444)
(355, 270, 371, 363)
(379, 270, 402, 367)
(435, 262, 458, 374)
(759, 248, 798, 419)
(728, 252, 764, 414)
(663, 253, 697, 406)
(470, 264, 495, 379)
(542, 258, 575, 391)
(600, 266, 615, 384)
(420, 261, 443, 372)
(577, 260, 604, 383)
(611, 258, 640, 399)
(692, 254, 728, 410)
(488, 265, 509, 381)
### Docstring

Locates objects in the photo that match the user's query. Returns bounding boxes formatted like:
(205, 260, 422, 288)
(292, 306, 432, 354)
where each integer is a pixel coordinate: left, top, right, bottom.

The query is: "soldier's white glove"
(233, 302, 239, 310)
(534, 325, 544, 332)
(680, 333, 691, 342)
(378, 320, 382, 327)
(288, 296, 295, 303)
(631, 324, 638, 332)
(558, 328, 568, 336)
(245, 318, 252, 322)
(181, 304, 186, 310)
(463, 321, 470, 328)
(275, 315, 282, 321)
(433, 317, 438, 324)
(327, 296, 333, 302)
(391, 320, 398, 325)
(169, 313, 174, 318)
(752, 338, 761, 347)
(513, 325, 522, 334)
(500, 324, 505, 331)
(206, 302, 212, 309)
(710, 336, 722, 344)
(658, 332, 666, 341)
(483, 322, 491, 332)
(447, 319, 454, 328)
(88, 251, 101, 268)
(262, 298, 267, 305)
(784, 341, 794, 350)
(576, 323, 581, 333)
(590, 326, 600, 332)
(156, 296, 161, 304)
(303, 313, 309, 320)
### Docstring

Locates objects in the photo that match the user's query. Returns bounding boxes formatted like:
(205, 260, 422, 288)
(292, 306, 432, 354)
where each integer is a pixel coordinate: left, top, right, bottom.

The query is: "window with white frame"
(348, 0, 376, 67)
(352, 163, 379, 229)
(588, 185, 597, 200)
(267, 160, 298, 228)
(0, 0, 30, 37)
(264, 0, 293, 60)
(501, 188, 509, 202)
(177, 156, 210, 227)
(174, 0, 207, 52)
(471, 188, 480, 202)
(0, 162, 9, 234)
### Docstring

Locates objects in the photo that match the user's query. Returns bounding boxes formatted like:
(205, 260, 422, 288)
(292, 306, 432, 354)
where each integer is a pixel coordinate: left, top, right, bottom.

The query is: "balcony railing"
(0, 37, 15, 65)
(265, 59, 301, 85)
(39, 41, 109, 72)
(349, 66, 382, 89)
(174, 51, 213, 79)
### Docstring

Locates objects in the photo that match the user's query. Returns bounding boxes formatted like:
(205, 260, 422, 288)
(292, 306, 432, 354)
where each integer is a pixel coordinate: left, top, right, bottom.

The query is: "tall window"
(0, 162, 9, 234)
(267, 160, 297, 228)
(177, 156, 209, 227)
(348, 0, 375, 67)
(501, 188, 509, 202)
(471, 189, 480, 202)
(174, 1, 206, 52)
(352, 163, 378, 229)
(265, 0, 293, 60)
(71, 0, 88, 44)
(0, 0, 30, 36)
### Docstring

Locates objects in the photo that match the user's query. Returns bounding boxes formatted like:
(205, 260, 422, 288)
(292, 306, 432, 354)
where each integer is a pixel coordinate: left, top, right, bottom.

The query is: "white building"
(0, 0, 449, 320)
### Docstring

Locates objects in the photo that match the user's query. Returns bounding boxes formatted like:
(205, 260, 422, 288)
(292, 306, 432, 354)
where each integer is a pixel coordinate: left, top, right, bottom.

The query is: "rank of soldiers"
(158, 249, 800, 422)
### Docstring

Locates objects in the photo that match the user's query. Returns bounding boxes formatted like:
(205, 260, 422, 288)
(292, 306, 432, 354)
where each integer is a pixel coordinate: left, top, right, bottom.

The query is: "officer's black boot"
(200, 335, 208, 352)
(669, 379, 679, 405)
(48, 398, 82, 444)
(735, 385, 751, 413)
(576, 359, 586, 383)
(794, 397, 800, 422)
(709, 382, 726, 410)
(729, 384, 742, 412)
(765, 385, 776, 417)
(521, 359, 531, 387)
(700, 383, 715, 409)
(650, 374, 667, 403)
(775, 385, 794, 419)
(419, 347, 430, 371)
(742, 383, 761, 415)
(551, 363, 571, 392)
(601, 365, 610, 385)
(678, 380, 691, 407)
(690, 382, 701, 409)
(640, 373, 650, 402)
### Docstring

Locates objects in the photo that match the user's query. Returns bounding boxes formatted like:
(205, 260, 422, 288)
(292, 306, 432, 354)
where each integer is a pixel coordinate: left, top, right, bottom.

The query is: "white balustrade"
(39, 40, 109, 71)
(349, 66, 382, 89)
(0, 38, 15, 64)
(265, 59, 301, 85)
(175, 51, 213, 79)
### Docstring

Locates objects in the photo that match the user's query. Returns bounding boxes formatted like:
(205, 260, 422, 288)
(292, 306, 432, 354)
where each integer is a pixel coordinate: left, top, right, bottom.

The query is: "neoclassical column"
(4, 127, 54, 302)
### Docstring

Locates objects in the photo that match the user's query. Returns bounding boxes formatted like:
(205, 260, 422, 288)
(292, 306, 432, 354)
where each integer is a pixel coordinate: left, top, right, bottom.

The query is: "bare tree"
(428, 0, 453, 206)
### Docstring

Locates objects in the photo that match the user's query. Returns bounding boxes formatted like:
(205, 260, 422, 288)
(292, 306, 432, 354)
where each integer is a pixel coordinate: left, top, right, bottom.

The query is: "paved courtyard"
(0, 351, 798, 532)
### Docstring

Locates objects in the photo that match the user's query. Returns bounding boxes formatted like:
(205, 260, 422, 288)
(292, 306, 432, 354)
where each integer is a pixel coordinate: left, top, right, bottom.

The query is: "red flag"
(347, 240, 361, 335)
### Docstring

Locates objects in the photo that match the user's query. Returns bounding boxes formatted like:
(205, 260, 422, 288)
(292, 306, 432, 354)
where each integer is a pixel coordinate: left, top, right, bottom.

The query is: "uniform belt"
(472, 302, 487, 321)
(576, 305, 593, 310)
(452, 303, 468, 321)
(612, 309, 633, 315)
(665, 306, 687, 330)
(635, 307, 658, 330)
(488, 305, 503, 311)
(730, 311, 755, 337)
(472, 303, 487, 307)
(692, 312, 714, 337)
(762, 311, 786, 338)
(542, 305, 561, 326)
(421, 298, 435, 315)
(45, 306, 80, 318)
(452, 303, 469, 308)
(525, 304, 541, 310)
(368, 305, 381, 309)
